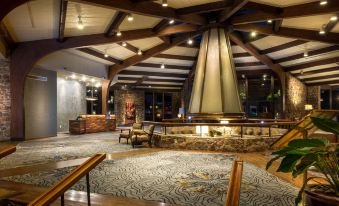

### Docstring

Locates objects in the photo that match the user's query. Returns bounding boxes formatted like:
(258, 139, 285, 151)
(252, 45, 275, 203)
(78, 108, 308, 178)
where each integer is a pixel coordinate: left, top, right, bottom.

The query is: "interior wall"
(114, 90, 145, 125)
(24, 68, 57, 139)
(57, 75, 86, 132)
(0, 59, 11, 141)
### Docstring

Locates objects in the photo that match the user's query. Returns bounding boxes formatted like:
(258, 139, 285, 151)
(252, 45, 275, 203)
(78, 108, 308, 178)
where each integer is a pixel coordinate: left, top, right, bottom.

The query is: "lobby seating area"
(0, 0, 339, 206)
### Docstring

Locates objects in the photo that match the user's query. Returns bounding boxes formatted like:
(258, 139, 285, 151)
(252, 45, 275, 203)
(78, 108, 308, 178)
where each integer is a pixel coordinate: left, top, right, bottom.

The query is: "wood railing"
(0, 145, 16, 159)
(28, 153, 106, 206)
(271, 109, 339, 149)
(225, 160, 244, 206)
(143, 121, 296, 137)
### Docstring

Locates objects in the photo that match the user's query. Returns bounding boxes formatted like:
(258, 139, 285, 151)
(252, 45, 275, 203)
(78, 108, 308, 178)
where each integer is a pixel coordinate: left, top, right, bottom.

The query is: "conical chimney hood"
(188, 28, 243, 117)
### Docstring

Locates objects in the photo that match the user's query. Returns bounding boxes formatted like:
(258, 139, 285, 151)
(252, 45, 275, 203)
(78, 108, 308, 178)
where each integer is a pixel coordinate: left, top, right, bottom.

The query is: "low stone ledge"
(153, 133, 278, 152)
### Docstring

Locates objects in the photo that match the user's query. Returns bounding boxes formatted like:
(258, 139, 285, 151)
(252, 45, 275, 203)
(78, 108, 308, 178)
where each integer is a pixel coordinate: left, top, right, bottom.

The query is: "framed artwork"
(125, 101, 136, 124)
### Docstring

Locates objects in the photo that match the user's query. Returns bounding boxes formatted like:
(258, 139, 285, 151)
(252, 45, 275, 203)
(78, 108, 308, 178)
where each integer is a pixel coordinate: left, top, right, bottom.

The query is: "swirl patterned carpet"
(2, 151, 297, 206)
(0, 133, 139, 169)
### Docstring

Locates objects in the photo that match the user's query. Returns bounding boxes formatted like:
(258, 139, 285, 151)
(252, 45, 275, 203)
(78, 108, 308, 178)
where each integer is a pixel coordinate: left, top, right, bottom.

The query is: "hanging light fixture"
(319, 25, 326, 35)
(116, 31, 122, 36)
(169, 19, 175, 24)
(122, 42, 127, 47)
(77, 15, 84, 30)
(330, 15, 338, 21)
(161, 63, 165, 69)
(319, 1, 327, 5)
(104, 49, 109, 58)
(127, 14, 134, 22)
(162, 0, 168, 7)
(137, 49, 143, 55)
(250, 31, 257, 37)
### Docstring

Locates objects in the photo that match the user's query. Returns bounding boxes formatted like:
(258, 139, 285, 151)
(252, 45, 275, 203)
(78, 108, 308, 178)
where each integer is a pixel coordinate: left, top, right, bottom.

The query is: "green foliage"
(266, 117, 339, 205)
(208, 130, 222, 137)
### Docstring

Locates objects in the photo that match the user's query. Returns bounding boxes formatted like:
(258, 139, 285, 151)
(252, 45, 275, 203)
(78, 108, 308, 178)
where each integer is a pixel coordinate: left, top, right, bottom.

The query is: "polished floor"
(0, 132, 306, 206)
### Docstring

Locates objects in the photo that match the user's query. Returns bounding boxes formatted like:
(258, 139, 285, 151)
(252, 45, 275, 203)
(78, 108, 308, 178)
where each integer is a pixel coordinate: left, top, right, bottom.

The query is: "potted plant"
(266, 117, 339, 206)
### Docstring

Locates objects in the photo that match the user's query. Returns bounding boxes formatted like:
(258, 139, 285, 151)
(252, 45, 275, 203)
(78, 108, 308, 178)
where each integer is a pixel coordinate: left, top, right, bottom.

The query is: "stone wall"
(0, 60, 10, 141)
(285, 74, 307, 119)
(57, 75, 86, 132)
(114, 90, 145, 125)
(307, 86, 321, 109)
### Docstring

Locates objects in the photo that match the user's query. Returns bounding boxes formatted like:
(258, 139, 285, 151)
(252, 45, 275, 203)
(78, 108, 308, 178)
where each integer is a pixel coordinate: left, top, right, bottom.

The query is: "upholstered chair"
(119, 123, 143, 144)
(131, 125, 155, 148)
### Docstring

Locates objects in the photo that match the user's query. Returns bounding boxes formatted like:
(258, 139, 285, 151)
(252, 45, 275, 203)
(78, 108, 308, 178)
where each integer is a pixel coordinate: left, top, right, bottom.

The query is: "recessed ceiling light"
(127, 14, 134, 22)
(320, 1, 327, 5)
(116, 31, 122, 36)
(82, 76, 87, 81)
(319, 29, 326, 35)
(250, 31, 257, 37)
(330, 16, 338, 21)
(91, 78, 95, 83)
(303, 51, 309, 57)
(187, 39, 193, 45)
(122, 42, 127, 47)
(162, 0, 168, 7)
(169, 19, 175, 24)
(161, 63, 165, 69)
(267, 20, 272, 23)
(137, 49, 143, 55)
(77, 16, 84, 30)
(104, 49, 109, 58)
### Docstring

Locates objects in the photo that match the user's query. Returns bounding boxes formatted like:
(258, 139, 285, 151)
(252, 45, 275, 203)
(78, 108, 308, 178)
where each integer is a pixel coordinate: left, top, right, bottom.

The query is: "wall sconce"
(305, 104, 313, 111)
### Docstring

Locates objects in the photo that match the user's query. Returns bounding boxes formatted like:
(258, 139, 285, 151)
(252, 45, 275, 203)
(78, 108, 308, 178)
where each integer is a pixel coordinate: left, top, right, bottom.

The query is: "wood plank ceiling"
(1, 0, 339, 90)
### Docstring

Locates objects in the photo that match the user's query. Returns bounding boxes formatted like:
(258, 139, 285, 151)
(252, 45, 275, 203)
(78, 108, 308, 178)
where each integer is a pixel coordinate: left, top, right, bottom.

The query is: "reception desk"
(69, 115, 116, 134)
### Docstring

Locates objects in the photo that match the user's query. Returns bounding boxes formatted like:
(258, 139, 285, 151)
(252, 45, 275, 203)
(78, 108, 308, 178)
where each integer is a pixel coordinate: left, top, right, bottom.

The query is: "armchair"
(131, 125, 155, 148)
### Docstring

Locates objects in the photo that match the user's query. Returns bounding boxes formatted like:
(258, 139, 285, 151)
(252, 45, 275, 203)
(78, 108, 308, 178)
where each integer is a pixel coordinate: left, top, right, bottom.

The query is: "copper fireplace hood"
(188, 27, 243, 118)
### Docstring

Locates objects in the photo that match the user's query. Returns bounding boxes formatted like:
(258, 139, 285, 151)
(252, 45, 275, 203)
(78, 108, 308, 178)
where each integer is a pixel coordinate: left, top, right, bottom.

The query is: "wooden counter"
(69, 115, 116, 135)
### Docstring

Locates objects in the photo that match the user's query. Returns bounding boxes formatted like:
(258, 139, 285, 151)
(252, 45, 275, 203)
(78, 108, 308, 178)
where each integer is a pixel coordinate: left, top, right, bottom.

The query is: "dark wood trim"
(273, 19, 283, 32)
(58, 0, 68, 42)
(0, 0, 29, 23)
(219, 0, 249, 23)
(235, 61, 263, 67)
(324, 15, 339, 33)
(233, 24, 339, 45)
(285, 57, 339, 72)
(232, 0, 339, 25)
(242, 2, 280, 14)
(260, 40, 306, 55)
(77, 47, 122, 64)
(73, 0, 206, 25)
(106, 11, 127, 37)
(118, 70, 188, 78)
(0, 23, 15, 57)
(274, 45, 339, 64)
(116, 82, 183, 87)
(233, 52, 251, 58)
(135, 62, 192, 70)
(154, 53, 196, 61)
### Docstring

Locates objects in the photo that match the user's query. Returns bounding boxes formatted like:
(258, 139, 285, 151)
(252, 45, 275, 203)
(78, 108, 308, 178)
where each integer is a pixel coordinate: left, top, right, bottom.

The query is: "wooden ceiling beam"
(274, 45, 339, 64)
(77, 47, 122, 64)
(117, 41, 139, 53)
(219, 0, 249, 23)
(236, 61, 264, 67)
(307, 79, 339, 86)
(152, 19, 170, 33)
(324, 13, 339, 33)
(273, 19, 283, 32)
(118, 76, 185, 83)
(0, 23, 15, 57)
(260, 39, 306, 55)
(295, 66, 339, 77)
(73, 0, 206, 25)
(302, 74, 339, 82)
(233, 52, 251, 58)
(118, 70, 188, 78)
(154, 53, 196, 61)
(232, 0, 339, 25)
(108, 30, 203, 81)
(285, 57, 339, 72)
(233, 24, 339, 45)
(106, 11, 127, 37)
(229, 33, 285, 75)
(134, 62, 192, 70)
(176, 1, 233, 15)
(58, 0, 68, 42)
(242, 2, 281, 14)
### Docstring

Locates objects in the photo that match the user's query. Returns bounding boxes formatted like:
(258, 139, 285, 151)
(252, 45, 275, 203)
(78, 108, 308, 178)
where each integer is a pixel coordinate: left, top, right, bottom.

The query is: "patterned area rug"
(2, 151, 297, 206)
(0, 132, 138, 169)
